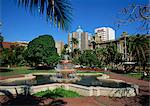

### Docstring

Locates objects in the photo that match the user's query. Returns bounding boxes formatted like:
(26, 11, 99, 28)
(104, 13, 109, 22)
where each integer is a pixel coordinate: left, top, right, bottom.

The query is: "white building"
(95, 27, 115, 42)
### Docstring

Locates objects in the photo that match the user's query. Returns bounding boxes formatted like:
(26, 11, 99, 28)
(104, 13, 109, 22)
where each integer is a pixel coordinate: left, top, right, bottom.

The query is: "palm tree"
(95, 48, 108, 65)
(71, 37, 78, 50)
(18, 0, 72, 31)
(73, 48, 81, 58)
(128, 34, 149, 64)
(70, 37, 78, 58)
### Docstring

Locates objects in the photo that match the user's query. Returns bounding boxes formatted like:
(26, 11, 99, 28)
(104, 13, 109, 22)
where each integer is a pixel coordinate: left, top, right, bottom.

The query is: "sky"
(0, 0, 149, 44)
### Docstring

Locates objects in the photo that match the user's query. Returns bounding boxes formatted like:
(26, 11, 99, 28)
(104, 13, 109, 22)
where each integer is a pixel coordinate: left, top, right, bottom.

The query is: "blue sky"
(1, 0, 148, 43)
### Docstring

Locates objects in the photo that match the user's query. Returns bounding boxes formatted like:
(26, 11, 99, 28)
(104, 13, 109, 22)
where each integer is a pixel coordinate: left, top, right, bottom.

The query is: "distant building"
(95, 35, 150, 62)
(55, 41, 64, 55)
(0, 41, 28, 51)
(0, 42, 12, 50)
(68, 26, 90, 51)
(94, 27, 115, 42)
(12, 41, 29, 47)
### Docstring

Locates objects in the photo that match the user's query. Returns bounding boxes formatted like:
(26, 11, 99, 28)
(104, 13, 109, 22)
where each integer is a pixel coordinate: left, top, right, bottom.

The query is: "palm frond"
(18, 0, 72, 31)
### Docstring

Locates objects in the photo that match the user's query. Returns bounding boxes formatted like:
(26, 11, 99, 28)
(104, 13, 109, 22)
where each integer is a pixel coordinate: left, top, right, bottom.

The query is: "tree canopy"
(79, 50, 98, 67)
(25, 35, 59, 67)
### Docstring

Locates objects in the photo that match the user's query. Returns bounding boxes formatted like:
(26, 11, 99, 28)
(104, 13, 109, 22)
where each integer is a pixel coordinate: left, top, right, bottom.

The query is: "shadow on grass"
(0, 68, 13, 72)
(0, 86, 67, 106)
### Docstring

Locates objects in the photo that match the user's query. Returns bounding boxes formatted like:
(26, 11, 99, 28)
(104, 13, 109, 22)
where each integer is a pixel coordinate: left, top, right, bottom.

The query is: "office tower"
(68, 26, 89, 52)
(94, 27, 115, 42)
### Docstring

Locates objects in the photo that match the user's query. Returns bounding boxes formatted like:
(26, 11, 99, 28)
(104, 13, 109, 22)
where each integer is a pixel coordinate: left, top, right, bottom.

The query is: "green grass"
(0, 67, 109, 77)
(33, 88, 80, 98)
(0, 67, 55, 77)
(124, 72, 143, 79)
(124, 72, 150, 81)
(77, 71, 110, 74)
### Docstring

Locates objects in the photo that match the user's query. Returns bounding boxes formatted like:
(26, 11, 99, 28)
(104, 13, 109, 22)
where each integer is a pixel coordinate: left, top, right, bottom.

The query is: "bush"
(33, 87, 80, 98)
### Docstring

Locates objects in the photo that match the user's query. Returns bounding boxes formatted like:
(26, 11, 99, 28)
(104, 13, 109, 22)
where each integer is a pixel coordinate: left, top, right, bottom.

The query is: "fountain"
(0, 55, 139, 97)
(51, 55, 80, 83)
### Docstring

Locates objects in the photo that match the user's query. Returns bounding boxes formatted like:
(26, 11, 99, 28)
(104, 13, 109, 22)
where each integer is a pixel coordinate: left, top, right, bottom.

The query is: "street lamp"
(122, 32, 128, 62)
(124, 34, 127, 61)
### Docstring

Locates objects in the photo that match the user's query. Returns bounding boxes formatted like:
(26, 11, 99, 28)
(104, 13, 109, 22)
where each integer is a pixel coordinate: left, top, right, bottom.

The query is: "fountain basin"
(0, 73, 139, 97)
(0, 83, 138, 97)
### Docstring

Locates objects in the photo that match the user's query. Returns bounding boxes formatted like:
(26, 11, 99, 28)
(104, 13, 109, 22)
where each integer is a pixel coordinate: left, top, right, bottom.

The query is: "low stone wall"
(0, 83, 139, 97)
(0, 85, 27, 95)
(0, 75, 36, 83)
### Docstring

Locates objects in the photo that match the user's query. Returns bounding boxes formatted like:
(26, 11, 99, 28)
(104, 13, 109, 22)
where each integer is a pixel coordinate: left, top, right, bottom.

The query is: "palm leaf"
(18, 0, 72, 31)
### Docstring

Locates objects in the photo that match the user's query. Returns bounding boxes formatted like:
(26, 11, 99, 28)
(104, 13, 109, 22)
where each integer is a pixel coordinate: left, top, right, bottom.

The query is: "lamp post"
(124, 34, 127, 61)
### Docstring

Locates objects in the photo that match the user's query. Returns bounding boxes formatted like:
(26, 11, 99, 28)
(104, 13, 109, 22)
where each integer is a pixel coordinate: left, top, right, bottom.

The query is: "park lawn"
(77, 71, 110, 74)
(124, 72, 143, 79)
(0, 67, 55, 77)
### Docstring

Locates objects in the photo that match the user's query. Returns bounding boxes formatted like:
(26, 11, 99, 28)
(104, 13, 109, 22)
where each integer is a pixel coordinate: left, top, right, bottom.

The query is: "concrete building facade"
(68, 26, 90, 51)
(94, 27, 115, 42)
(55, 41, 64, 55)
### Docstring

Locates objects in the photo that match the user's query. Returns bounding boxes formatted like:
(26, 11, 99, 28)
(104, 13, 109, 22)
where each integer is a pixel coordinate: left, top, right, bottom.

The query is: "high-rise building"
(81, 32, 89, 51)
(68, 26, 89, 51)
(94, 27, 115, 42)
(55, 41, 64, 55)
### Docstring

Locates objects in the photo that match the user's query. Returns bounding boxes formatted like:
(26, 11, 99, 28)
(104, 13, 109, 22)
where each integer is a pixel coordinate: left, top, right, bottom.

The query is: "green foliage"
(33, 88, 80, 98)
(127, 34, 149, 65)
(0, 67, 55, 77)
(61, 44, 68, 55)
(25, 35, 60, 67)
(125, 72, 143, 79)
(0, 35, 4, 42)
(105, 43, 123, 65)
(0, 48, 13, 66)
(79, 50, 98, 67)
(72, 57, 80, 64)
(0, 45, 27, 66)
(71, 38, 78, 46)
(18, 0, 72, 31)
(95, 44, 122, 66)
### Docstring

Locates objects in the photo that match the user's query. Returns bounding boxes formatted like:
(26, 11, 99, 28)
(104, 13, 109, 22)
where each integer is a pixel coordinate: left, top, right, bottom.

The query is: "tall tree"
(71, 37, 78, 49)
(18, 0, 72, 31)
(70, 37, 78, 57)
(127, 34, 149, 65)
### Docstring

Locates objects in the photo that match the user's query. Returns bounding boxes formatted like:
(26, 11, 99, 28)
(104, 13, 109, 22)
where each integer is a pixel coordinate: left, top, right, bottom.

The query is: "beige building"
(68, 26, 90, 52)
(12, 41, 29, 47)
(55, 41, 64, 55)
(81, 32, 89, 51)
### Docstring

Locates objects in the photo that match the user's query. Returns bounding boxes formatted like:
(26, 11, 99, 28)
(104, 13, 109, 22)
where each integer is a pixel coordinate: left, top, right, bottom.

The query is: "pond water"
(0, 75, 131, 88)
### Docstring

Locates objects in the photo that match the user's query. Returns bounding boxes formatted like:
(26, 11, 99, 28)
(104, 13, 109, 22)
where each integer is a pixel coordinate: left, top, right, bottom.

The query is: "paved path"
(108, 72, 150, 96)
